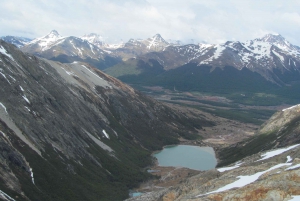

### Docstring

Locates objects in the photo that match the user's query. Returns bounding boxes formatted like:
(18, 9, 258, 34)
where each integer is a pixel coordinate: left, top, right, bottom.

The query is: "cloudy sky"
(1, 0, 300, 45)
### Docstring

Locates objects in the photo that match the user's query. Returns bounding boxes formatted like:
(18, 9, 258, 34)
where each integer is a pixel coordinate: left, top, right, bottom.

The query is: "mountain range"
(104, 33, 300, 86)
(4, 31, 300, 84)
(1, 30, 300, 200)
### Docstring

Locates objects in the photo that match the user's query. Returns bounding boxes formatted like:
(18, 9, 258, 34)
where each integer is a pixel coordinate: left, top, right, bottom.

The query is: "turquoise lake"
(153, 145, 217, 171)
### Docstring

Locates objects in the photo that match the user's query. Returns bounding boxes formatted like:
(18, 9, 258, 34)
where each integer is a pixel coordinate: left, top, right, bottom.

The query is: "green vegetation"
(170, 96, 238, 108)
(103, 59, 142, 77)
(106, 61, 300, 106)
(169, 102, 275, 125)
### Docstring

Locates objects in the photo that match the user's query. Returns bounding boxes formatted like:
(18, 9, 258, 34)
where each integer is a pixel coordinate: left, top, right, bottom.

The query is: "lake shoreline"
(153, 145, 217, 171)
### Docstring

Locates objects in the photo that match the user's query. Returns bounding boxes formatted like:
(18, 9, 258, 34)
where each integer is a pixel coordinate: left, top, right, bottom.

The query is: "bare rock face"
(0, 40, 211, 200)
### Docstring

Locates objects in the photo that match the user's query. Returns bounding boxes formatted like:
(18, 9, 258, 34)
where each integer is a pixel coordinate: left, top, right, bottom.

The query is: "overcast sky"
(1, 0, 300, 45)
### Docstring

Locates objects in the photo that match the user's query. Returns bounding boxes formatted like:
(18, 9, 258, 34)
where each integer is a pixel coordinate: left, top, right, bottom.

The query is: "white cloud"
(0, 0, 299, 45)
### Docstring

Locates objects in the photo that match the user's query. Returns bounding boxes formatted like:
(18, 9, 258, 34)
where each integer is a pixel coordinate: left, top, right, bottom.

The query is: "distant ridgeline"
(3, 31, 300, 106)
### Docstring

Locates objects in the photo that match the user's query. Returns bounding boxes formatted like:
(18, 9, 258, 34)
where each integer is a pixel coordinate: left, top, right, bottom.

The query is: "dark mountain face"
(0, 40, 211, 200)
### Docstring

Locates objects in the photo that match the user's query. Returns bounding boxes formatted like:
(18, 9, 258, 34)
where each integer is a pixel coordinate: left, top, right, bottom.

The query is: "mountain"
(21, 30, 121, 70)
(112, 34, 170, 60)
(112, 34, 300, 81)
(81, 33, 106, 48)
(127, 104, 300, 201)
(0, 40, 211, 200)
(6, 31, 300, 104)
(104, 34, 300, 105)
(0, 36, 32, 48)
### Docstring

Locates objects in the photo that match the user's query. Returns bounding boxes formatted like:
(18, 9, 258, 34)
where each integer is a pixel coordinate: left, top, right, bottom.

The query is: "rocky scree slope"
(127, 105, 300, 201)
(0, 40, 211, 201)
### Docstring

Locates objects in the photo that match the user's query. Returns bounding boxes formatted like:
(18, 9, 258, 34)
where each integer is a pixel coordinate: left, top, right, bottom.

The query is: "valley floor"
(129, 102, 261, 197)
(128, 88, 298, 200)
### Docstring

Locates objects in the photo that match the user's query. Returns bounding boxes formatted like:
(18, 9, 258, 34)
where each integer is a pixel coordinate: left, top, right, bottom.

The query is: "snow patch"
(285, 164, 300, 171)
(20, 85, 24, 92)
(80, 65, 103, 80)
(197, 163, 291, 197)
(0, 131, 6, 137)
(61, 67, 75, 76)
(102, 129, 110, 139)
(89, 44, 95, 54)
(0, 71, 11, 84)
(8, 75, 16, 82)
(30, 168, 35, 184)
(272, 50, 285, 62)
(282, 104, 300, 112)
(290, 195, 300, 201)
(70, 40, 83, 56)
(24, 106, 30, 112)
(286, 156, 292, 163)
(0, 46, 15, 62)
(0, 190, 16, 201)
(83, 129, 113, 152)
(0, 102, 8, 114)
(22, 95, 30, 104)
(217, 161, 243, 172)
(257, 144, 300, 161)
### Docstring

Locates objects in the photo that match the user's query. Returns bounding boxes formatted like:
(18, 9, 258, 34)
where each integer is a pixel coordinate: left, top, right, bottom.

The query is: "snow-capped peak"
(259, 33, 286, 44)
(48, 30, 60, 37)
(149, 34, 167, 44)
(146, 34, 169, 50)
(254, 33, 296, 52)
(198, 43, 213, 49)
(27, 30, 65, 51)
(81, 33, 105, 44)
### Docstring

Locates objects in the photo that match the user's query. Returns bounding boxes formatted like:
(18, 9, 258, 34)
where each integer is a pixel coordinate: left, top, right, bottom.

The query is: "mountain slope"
(0, 40, 211, 200)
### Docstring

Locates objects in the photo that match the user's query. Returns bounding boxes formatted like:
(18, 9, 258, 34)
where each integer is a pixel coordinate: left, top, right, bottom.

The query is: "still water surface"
(153, 145, 217, 171)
